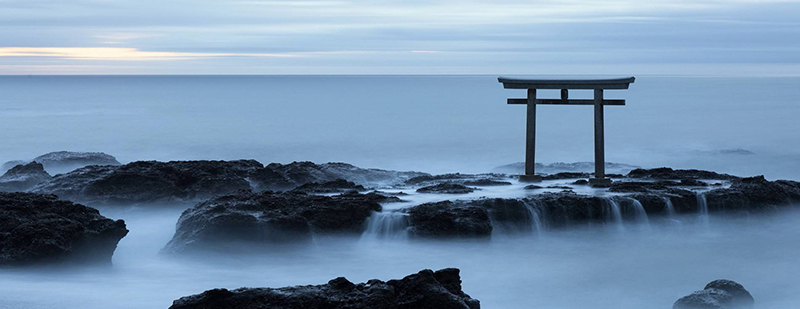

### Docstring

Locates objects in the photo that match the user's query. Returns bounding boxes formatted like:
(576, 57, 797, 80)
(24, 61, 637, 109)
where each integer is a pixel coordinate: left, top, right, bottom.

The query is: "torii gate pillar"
(498, 77, 635, 187)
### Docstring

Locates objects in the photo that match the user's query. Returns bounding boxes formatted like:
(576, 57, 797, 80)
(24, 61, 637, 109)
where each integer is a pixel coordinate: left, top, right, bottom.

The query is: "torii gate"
(498, 77, 635, 187)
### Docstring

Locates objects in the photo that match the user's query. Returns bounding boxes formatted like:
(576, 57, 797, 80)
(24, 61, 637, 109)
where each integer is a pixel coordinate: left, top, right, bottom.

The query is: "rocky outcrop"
(162, 190, 382, 254)
(627, 167, 738, 181)
(251, 161, 427, 191)
(170, 268, 479, 309)
(492, 162, 639, 175)
(405, 201, 492, 238)
(31, 160, 262, 205)
(416, 183, 476, 194)
(674, 279, 754, 309)
(0, 192, 128, 265)
(462, 179, 512, 186)
(291, 179, 367, 193)
(2, 151, 122, 174)
(0, 162, 52, 192)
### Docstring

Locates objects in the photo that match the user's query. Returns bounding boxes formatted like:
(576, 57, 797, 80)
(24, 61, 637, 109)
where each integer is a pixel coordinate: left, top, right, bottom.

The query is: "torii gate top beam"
(498, 77, 635, 90)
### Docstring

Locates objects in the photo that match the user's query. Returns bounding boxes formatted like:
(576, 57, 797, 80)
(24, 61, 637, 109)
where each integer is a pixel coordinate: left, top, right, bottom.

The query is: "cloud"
(0, 47, 367, 61)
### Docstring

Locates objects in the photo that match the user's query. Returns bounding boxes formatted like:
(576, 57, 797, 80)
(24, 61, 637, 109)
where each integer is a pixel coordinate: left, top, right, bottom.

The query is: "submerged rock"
(674, 279, 754, 309)
(627, 167, 738, 181)
(169, 268, 480, 309)
(291, 178, 367, 193)
(462, 179, 512, 186)
(416, 183, 476, 194)
(0, 192, 128, 265)
(0, 162, 52, 192)
(31, 160, 262, 205)
(2, 151, 121, 174)
(162, 190, 382, 254)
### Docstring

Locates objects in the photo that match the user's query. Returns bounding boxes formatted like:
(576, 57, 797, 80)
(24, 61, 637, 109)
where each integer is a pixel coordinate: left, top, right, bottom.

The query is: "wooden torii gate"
(498, 77, 635, 187)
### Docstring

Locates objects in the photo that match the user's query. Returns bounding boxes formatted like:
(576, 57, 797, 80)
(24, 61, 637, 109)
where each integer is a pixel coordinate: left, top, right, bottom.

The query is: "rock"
(462, 179, 512, 186)
(169, 268, 480, 309)
(524, 185, 543, 189)
(492, 162, 639, 175)
(705, 176, 800, 211)
(31, 160, 262, 205)
(162, 190, 382, 254)
(627, 167, 738, 181)
(335, 190, 404, 203)
(251, 161, 427, 191)
(572, 179, 589, 185)
(404, 201, 492, 238)
(542, 172, 591, 180)
(3, 151, 121, 175)
(416, 183, 476, 194)
(291, 179, 367, 193)
(0, 192, 128, 265)
(674, 279, 753, 309)
(0, 162, 52, 192)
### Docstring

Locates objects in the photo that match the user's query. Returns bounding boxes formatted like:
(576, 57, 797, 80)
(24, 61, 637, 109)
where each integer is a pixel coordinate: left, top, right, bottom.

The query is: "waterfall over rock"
(361, 211, 410, 240)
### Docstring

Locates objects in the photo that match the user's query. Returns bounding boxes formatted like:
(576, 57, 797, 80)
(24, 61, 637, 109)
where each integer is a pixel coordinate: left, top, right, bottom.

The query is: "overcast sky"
(1, 0, 799, 75)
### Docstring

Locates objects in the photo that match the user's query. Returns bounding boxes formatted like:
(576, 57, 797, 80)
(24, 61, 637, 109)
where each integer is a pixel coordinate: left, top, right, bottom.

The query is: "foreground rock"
(170, 268, 480, 309)
(674, 279, 754, 309)
(0, 162, 52, 192)
(162, 190, 382, 254)
(30, 160, 425, 205)
(2, 151, 121, 174)
(0, 192, 128, 265)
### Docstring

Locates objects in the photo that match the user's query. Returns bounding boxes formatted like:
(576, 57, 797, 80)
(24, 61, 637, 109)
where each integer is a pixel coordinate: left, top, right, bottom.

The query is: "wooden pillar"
(590, 89, 611, 187)
(520, 88, 541, 182)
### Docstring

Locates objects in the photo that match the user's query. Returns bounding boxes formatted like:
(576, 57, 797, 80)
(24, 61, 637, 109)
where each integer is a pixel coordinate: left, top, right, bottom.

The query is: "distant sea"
(1, 75, 798, 179)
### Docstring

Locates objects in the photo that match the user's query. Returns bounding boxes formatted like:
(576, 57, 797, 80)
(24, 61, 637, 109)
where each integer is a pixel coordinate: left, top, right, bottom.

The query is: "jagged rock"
(404, 201, 492, 238)
(335, 190, 404, 203)
(2, 151, 121, 174)
(462, 179, 512, 186)
(674, 279, 754, 309)
(0, 162, 51, 192)
(169, 268, 480, 309)
(291, 179, 367, 193)
(705, 176, 800, 211)
(251, 161, 427, 191)
(0, 192, 128, 265)
(162, 190, 382, 254)
(542, 172, 591, 180)
(416, 183, 476, 194)
(31, 160, 262, 205)
(627, 167, 738, 180)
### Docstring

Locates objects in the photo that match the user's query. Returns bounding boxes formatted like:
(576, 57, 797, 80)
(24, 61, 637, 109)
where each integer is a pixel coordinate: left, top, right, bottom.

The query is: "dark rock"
(542, 172, 590, 180)
(291, 179, 367, 193)
(31, 160, 262, 205)
(405, 201, 492, 238)
(462, 179, 512, 186)
(546, 185, 572, 189)
(169, 268, 480, 309)
(252, 161, 427, 191)
(674, 279, 753, 309)
(627, 167, 738, 180)
(572, 179, 589, 185)
(0, 192, 128, 265)
(405, 173, 469, 185)
(492, 162, 639, 174)
(162, 190, 382, 254)
(336, 190, 404, 203)
(524, 185, 543, 189)
(3, 151, 121, 175)
(705, 176, 800, 212)
(0, 162, 52, 192)
(416, 183, 476, 194)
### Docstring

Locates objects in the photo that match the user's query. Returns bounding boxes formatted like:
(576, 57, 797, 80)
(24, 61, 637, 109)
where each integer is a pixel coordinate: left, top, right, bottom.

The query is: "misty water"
(1, 75, 799, 308)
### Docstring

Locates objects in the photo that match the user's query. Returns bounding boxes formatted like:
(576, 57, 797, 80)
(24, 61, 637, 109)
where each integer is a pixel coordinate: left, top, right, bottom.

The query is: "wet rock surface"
(627, 167, 738, 181)
(169, 268, 480, 309)
(0, 192, 128, 265)
(0, 162, 52, 192)
(674, 279, 754, 309)
(492, 161, 639, 175)
(290, 179, 367, 193)
(162, 190, 382, 254)
(416, 183, 476, 194)
(2, 151, 122, 175)
(31, 160, 263, 205)
(29, 160, 424, 205)
(404, 201, 492, 237)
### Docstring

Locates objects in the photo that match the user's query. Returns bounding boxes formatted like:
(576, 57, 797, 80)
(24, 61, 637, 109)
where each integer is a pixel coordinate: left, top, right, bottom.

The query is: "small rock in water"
(290, 178, 367, 193)
(169, 268, 480, 309)
(0, 162, 52, 192)
(463, 178, 512, 186)
(674, 279, 754, 309)
(416, 183, 476, 194)
(0, 192, 128, 265)
(524, 184, 543, 189)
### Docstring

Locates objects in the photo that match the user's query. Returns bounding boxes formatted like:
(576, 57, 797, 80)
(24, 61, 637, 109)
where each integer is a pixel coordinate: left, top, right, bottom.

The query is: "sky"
(1, 0, 799, 75)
